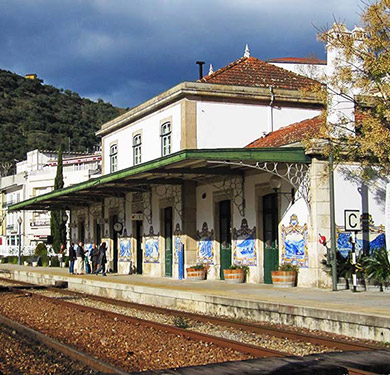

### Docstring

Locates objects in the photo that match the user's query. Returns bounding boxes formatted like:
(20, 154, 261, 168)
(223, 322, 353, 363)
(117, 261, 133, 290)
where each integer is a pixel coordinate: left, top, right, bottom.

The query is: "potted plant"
(186, 264, 207, 280)
(223, 264, 249, 283)
(271, 263, 299, 287)
(362, 247, 390, 292)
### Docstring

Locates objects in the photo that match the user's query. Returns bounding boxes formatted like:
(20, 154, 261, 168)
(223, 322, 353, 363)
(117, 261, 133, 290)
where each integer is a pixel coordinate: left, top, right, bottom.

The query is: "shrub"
(35, 243, 47, 257)
(187, 264, 205, 270)
(362, 247, 390, 292)
(50, 256, 60, 267)
(173, 316, 189, 329)
(279, 263, 299, 273)
(35, 243, 48, 266)
(229, 264, 249, 274)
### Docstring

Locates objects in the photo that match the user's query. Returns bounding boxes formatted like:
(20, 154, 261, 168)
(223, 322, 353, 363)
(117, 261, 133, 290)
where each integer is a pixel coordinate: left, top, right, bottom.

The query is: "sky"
(0, 0, 362, 109)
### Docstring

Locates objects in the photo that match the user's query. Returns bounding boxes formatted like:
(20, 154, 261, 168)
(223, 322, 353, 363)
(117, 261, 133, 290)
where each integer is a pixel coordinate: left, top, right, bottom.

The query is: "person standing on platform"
(95, 242, 107, 276)
(90, 243, 99, 274)
(84, 245, 91, 274)
(75, 241, 85, 275)
(68, 243, 76, 274)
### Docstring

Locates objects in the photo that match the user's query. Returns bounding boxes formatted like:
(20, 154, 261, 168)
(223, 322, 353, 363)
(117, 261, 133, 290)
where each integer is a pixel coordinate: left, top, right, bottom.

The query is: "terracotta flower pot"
(271, 270, 297, 287)
(223, 268, 245, 283)
(186, 268, 206, 280)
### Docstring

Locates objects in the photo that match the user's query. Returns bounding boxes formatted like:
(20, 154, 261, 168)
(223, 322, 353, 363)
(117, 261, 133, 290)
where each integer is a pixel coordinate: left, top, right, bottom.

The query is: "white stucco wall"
(102, 102, 182, 174)
(334, 165, 387, 228)
(196, 101, 321, 148)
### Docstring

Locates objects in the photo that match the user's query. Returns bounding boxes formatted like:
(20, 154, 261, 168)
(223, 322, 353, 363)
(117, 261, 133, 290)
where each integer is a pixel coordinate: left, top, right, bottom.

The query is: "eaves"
(96, 82, 324, 137)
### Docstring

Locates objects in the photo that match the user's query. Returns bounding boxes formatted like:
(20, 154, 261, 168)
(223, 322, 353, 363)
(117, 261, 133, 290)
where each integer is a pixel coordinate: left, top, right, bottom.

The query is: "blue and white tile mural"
(233, 219, 256, 266)
(337, 216, 385, 257)
(144, 226, 160, 263)
(174, 223, 182, 265)
(119, 238, 131, 262)
(281, 214, 309, 268)
(196, 222, 214, 265)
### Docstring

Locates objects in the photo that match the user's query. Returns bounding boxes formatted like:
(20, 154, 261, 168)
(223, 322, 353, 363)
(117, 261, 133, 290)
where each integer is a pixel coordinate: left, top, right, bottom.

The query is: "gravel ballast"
(0, 292, 254, 372)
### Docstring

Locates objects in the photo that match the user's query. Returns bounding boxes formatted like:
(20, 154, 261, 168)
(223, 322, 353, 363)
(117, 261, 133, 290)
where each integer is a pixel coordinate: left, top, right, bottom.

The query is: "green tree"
(50, 144, 66, 253)
(315, 0, 390, 175)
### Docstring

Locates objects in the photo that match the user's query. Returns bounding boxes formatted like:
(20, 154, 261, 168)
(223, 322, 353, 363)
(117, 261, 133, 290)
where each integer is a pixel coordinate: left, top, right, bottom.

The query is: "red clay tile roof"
(199, 56, 319, 90)
(246, 115, 324, 148)
(267, 57, 327, 65)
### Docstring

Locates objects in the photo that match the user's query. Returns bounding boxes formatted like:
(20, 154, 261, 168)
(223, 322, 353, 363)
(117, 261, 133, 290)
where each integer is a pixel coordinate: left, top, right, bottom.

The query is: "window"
(110, 144, 118, 173)
(133, 134, 142, 165)
(161, 122, 171, 156)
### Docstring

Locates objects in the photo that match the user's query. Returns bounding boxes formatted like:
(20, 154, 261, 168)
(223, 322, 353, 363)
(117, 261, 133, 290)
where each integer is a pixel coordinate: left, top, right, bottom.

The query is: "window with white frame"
(161, 122, 171, 156)
(133, 134, 142, 165)
(110, 144, 118, 173)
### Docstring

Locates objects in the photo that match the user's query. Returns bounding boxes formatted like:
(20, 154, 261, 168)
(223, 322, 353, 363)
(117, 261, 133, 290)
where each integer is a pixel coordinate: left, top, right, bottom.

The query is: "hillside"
(0, 69, 123, 172)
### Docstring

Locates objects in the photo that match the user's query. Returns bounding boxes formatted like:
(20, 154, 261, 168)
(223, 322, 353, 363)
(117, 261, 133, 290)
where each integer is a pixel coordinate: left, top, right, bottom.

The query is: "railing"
(0, 245, 55, 257)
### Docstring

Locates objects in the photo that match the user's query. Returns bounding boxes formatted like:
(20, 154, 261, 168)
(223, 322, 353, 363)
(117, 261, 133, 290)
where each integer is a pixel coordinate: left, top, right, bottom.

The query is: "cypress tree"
(50, 144, 66, 253)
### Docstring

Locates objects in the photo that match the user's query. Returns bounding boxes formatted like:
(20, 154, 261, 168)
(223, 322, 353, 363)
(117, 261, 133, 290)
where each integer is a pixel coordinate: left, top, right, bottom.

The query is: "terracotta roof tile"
(267, 57, 327, 65)
(199, 56, 319, 90)
(246, 115, 324, 148)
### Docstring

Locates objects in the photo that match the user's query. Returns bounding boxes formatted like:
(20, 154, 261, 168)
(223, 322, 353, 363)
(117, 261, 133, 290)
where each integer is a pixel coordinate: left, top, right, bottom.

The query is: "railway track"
(0, 277, 387, 374)
(0, 277, 379, 352)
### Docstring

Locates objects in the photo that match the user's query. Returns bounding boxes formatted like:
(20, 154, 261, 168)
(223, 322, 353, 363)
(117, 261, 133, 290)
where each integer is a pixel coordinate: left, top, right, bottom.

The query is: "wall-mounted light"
(269, 175, 295, 204)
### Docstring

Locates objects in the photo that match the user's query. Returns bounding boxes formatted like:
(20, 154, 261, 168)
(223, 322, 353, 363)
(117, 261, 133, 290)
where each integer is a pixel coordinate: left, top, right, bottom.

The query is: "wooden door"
(219, 200, 232, 279)
(136, 220, 143, 274)
(263, 194, 279, 284)
(164, 207, 173, 277)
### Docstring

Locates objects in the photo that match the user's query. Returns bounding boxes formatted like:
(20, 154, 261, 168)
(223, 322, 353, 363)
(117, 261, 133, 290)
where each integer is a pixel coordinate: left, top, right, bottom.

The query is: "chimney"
(196, 61, 205, 80)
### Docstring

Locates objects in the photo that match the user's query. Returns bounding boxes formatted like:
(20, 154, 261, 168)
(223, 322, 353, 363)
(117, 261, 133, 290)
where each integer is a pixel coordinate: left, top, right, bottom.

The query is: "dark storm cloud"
(0, 0, 360, 108)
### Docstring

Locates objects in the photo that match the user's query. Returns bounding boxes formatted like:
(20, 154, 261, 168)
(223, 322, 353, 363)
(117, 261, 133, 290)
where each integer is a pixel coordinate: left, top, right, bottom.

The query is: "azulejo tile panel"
(144, 226, 159, 263)
(281, 214, 309, 268)
(196, 222, 214, 265)
(233, 218, 257, 266)
(119, 238, 132, 262)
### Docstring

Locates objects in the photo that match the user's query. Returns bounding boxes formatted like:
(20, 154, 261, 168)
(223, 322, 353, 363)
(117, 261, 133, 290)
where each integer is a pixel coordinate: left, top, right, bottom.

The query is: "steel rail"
(0, 312, 131, 374)
(19, 289, 284, 358)
(0, 277, 380, 352)
(0, 281, 383, 375)
(49, 285, 380, 352)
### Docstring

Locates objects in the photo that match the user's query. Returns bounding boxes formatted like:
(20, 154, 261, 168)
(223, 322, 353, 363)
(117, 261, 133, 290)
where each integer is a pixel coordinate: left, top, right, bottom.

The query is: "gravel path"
(0, 292, 253, 373)
(0, 323, 99, 375)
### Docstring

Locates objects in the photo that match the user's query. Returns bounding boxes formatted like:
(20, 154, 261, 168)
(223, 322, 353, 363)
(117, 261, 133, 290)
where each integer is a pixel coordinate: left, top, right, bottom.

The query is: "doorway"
(219, 200, 231, 279)
(136, 220, 143, 274)
(164, 207, 173, 277)
(111, 215, 118, 273)
(263, 194, 279, 284)
(78, 221, 85, 243)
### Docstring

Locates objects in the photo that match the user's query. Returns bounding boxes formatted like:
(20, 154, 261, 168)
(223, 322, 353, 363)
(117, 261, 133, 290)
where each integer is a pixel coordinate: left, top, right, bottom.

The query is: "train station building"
(10, 26, 388, 288)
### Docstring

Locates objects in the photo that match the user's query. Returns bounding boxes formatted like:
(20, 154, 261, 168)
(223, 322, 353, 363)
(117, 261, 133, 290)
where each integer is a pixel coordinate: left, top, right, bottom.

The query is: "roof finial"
(208, 64, 214, 75)
(244, 44, 250, 58)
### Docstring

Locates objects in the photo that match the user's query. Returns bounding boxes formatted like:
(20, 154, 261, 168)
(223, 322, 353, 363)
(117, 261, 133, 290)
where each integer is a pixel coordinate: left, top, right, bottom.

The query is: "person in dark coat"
(95, 242, 107, 276)
(90, 243, 99, 274)
(68, 243, 76, 275)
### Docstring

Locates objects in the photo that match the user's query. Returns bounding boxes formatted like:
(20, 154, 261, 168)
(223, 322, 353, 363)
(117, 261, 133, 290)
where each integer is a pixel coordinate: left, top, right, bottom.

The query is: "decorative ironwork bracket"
(208, 175, 245, 217)
(142, 191, 153, 225)
(152, 185, 183, 220)
(208, 160, 311, 209)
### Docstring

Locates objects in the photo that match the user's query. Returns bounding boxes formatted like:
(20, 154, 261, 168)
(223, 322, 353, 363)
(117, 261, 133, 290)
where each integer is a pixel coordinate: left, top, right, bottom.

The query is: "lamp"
(17, 216, 22, 265)
(269, 175, 282, 190)
(269, 175, 295, 204)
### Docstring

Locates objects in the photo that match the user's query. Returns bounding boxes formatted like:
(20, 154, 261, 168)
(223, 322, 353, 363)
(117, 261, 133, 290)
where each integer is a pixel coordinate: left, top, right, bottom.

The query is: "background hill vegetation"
(0, 69, 124, 174)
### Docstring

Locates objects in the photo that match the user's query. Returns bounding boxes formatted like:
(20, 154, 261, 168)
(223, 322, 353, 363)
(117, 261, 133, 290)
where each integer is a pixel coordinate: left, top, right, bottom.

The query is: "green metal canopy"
(9, 148, 310, 211)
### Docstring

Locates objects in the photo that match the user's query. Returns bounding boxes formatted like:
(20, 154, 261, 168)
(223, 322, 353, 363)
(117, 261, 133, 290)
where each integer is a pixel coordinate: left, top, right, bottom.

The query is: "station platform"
(1, 264, 389, 342)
